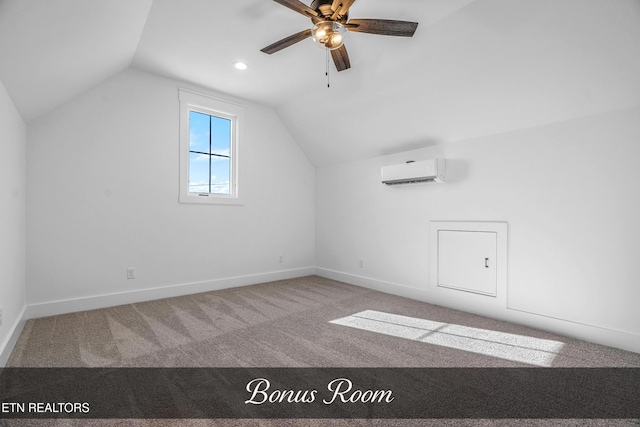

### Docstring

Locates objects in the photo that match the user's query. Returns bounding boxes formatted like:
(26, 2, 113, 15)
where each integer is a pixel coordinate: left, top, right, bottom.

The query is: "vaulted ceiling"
(1, 0, 639, 167)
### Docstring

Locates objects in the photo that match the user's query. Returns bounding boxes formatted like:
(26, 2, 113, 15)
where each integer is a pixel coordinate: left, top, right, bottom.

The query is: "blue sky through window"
(189, 110, 232, 194)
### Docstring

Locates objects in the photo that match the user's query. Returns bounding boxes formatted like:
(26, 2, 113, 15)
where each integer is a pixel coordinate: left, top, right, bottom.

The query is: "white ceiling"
(1, 0, 639, 167)
(0, 0, 154, 121)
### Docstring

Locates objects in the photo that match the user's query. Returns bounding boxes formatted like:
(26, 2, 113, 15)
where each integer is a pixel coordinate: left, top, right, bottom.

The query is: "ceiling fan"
(261, 0, 418, 71)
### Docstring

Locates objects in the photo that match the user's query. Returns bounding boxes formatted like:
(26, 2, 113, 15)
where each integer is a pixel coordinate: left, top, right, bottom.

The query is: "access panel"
(437, 230, 497, 296)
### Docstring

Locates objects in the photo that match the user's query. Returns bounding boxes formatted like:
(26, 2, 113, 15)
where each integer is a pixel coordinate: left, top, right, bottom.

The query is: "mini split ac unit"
(381, 158, 446, 186)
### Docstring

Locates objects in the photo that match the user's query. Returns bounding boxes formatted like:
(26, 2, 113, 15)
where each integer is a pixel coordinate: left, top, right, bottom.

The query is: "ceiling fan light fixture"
(311, 21, 346, 50)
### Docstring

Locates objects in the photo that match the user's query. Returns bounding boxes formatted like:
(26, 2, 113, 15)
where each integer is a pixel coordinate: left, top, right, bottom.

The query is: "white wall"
(316, 106, 640, 353)
(17, 64, 640, 355)
(26, 68, 315, 314)
(0, 77, 26, 361)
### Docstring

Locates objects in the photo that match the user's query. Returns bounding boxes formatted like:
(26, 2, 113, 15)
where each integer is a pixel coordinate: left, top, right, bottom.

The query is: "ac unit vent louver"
(381, 158, 445, 186)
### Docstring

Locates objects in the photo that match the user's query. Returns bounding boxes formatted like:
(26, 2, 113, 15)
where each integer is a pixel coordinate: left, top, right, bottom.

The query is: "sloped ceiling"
(0, 0, 154, 121)
(1, 0, 639, 167)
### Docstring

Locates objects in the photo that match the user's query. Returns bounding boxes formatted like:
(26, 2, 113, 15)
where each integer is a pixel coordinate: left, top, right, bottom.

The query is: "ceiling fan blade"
(261, 29, 313, 54)
(346, 19, 418, 37)
(330, 0, 356, 20)
(272, 0, 318, 18)
(331, 44, 351, 72)
(337, 0, 356, 16)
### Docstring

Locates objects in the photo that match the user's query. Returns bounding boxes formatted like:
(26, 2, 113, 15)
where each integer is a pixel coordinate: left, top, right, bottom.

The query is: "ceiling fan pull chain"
(326, 47, 330, 88)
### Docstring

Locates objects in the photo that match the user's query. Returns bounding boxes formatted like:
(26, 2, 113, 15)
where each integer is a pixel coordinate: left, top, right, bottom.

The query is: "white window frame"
(179, 88, 245, 205)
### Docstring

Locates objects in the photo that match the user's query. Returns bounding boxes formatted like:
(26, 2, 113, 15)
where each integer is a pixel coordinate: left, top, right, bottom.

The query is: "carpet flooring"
(3, 275, 640, 426)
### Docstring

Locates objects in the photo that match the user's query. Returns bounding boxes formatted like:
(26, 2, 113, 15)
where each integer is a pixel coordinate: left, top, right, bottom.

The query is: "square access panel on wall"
(429, 221, 508, 309)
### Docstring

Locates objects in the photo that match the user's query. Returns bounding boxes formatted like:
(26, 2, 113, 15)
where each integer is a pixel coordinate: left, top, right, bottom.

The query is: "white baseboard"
(314, 267, 640, 355)
(24, 267, 316, 320)
(7, 266, 639, 366)
(0, 306, 27, 368)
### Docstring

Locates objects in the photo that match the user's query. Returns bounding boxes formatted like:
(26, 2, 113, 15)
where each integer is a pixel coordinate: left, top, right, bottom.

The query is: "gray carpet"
(4, 275, 640, 426)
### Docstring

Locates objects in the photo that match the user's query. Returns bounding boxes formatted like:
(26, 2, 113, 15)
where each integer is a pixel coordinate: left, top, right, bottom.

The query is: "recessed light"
(233, 61, 248, 70)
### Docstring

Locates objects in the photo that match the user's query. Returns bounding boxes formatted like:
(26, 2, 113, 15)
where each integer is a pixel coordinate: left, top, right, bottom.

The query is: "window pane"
(211, 115, 231, 157)
(211, 156, 231, 195)
(189, 111, 210, 153)
(189, 152, 210, 193)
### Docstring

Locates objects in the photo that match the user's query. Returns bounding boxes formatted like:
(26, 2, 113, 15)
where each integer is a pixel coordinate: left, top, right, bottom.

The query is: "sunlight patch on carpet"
(330, 310, 564, 367)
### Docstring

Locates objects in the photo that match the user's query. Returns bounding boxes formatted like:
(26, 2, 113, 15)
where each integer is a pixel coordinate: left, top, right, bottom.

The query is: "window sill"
(179, 193, 244, 205)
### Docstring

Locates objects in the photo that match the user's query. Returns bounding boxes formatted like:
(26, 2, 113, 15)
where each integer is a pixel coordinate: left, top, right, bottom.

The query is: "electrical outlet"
(127, 268, 135, 279)
(359, 259, 364, 268)
(0, 307, 3, 326)
(278, 255, 284, 264)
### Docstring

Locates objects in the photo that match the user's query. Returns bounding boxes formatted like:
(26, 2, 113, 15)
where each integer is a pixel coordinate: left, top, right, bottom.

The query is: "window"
(188, 110, 232, 195)
(179, 88, 244, 204)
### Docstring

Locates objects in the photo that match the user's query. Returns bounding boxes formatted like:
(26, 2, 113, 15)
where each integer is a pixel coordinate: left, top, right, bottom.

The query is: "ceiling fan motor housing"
(310, 0, 349, 23)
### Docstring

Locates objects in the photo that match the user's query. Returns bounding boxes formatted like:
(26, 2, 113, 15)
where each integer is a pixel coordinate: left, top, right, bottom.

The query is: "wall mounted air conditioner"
(381, 158, 446, 186)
